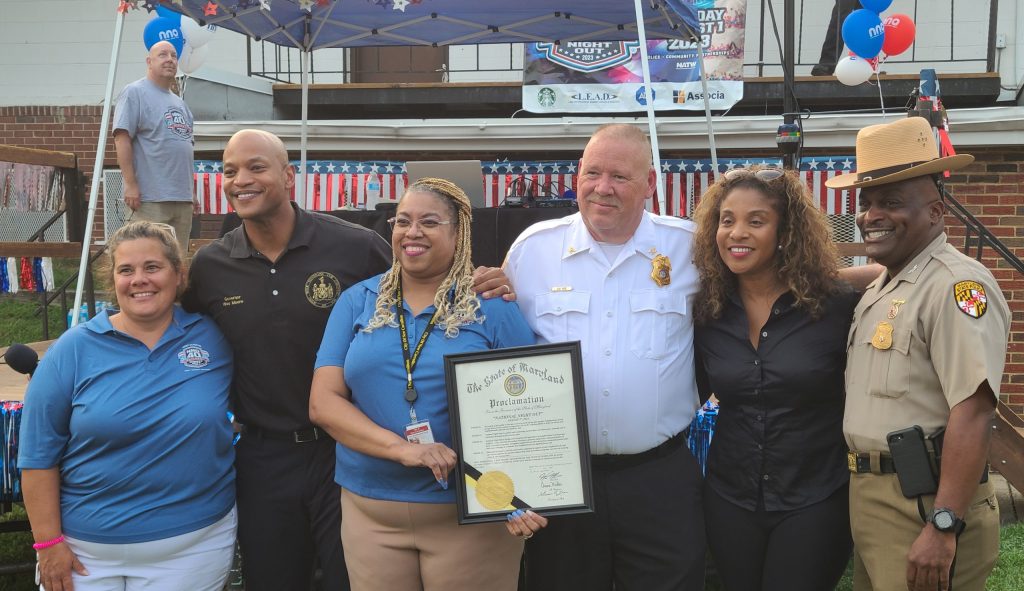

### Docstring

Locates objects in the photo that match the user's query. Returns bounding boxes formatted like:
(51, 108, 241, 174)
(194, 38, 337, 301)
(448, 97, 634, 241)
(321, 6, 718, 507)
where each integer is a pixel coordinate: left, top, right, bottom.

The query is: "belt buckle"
(847, 451, 857, 473)
(294, 428, 319, 443)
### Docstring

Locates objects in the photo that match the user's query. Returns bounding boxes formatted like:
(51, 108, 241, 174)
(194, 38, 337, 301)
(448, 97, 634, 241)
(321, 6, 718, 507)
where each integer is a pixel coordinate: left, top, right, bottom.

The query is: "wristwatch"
(929, 507, 965, 534)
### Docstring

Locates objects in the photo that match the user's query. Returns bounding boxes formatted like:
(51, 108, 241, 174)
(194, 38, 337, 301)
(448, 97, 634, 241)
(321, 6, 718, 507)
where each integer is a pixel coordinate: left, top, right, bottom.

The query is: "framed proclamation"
(444, 341, 594, 524)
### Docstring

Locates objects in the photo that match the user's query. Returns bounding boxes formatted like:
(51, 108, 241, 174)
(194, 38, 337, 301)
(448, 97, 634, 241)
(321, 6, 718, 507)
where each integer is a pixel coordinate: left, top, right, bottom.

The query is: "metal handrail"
(942, 187, 1024, 274)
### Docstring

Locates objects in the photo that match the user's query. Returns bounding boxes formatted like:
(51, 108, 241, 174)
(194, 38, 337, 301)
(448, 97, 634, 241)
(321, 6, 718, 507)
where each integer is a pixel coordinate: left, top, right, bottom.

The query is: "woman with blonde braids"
(691, 167, 857, 591)
(310, 178, 543, 591)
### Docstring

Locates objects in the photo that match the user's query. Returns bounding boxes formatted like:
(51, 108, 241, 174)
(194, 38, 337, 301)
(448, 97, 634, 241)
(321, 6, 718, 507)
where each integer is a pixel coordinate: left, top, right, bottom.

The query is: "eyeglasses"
(387, 217, 454, 232)
(723, 168, 785, 183)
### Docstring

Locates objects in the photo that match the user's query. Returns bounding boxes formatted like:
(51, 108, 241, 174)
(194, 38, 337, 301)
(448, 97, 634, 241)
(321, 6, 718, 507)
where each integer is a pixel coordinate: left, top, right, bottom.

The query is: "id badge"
(405, 420, 435, 444)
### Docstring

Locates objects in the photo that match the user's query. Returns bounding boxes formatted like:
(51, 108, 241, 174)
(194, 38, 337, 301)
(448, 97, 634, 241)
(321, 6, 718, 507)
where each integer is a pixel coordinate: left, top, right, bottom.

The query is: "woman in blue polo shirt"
(310, 178, 544, 591)
(20, 221, 235, 591)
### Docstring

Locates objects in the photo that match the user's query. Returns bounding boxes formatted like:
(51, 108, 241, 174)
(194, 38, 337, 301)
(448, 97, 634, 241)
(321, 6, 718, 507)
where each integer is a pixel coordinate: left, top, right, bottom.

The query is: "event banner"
(521, 0, 745, 113)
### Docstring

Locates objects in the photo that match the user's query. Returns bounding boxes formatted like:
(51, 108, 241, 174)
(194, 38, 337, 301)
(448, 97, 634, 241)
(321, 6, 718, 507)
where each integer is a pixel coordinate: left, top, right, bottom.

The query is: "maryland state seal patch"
(953, 280, 987, 319)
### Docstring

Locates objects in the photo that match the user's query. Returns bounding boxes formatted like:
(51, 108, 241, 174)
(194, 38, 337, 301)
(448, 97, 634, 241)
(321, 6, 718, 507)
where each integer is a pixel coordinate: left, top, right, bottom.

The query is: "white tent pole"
(71, 10, 125, 327)
(299, 48, 310, 208)
(697, 41, 720, 180)
(632, 0, 665, 215)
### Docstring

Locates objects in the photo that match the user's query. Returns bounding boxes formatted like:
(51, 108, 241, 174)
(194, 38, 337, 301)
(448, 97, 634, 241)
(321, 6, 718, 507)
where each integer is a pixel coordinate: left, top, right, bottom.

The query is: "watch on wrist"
(929, 507, 965, 534)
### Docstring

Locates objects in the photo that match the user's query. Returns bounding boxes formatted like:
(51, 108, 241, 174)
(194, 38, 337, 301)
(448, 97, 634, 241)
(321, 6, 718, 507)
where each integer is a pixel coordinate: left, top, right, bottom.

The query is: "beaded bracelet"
(32, 535, 65, 550)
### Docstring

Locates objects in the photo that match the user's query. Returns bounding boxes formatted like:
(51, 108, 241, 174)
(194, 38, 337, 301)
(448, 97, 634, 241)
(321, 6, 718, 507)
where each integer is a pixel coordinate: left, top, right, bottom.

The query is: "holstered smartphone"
(887, 426, 938, 498)
(925, 426, 989, 484)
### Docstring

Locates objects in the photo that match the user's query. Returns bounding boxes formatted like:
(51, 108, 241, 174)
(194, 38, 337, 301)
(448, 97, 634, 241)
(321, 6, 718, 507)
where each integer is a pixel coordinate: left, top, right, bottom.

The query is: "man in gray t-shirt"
(113, 40, 197, 254)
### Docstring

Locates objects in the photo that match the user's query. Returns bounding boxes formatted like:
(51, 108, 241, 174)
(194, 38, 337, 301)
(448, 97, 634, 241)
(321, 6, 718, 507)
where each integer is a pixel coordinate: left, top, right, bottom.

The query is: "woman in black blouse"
(692, 167, 856, 591)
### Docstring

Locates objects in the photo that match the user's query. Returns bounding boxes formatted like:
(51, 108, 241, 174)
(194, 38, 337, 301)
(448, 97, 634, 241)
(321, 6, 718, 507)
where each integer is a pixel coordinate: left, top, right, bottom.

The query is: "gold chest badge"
(651, 254, 671, 287)
(871, 321, 893, 350)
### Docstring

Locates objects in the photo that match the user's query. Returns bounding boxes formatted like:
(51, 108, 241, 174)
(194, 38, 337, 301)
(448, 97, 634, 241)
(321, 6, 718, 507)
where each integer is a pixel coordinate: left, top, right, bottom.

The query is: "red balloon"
(882, 14, 916, 56)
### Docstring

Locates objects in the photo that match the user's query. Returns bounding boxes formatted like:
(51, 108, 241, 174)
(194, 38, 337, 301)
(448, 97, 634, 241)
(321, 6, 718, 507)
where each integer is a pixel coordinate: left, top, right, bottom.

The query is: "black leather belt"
(591, 430, 688, 470)
(847, 451, 896, 474)
(243, 425, 328, 443)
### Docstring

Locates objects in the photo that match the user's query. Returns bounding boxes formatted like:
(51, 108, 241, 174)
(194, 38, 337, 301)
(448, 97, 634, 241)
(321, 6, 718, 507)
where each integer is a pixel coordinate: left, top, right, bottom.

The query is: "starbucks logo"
(538, 87, 556, 108)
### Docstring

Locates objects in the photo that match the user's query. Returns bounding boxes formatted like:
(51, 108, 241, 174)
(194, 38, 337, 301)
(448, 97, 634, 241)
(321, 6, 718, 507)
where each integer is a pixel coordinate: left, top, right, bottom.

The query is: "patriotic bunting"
(193, 157, 858, 217)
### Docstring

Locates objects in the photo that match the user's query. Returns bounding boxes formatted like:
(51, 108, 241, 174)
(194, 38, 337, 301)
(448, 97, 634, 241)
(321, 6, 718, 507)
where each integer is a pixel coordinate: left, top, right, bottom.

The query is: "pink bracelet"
(32, 535, 65, 550)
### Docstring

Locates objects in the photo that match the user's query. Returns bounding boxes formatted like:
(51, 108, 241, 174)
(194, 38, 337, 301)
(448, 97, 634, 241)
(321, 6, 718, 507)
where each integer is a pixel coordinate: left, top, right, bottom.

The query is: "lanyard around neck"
(396, 281, 440, 408)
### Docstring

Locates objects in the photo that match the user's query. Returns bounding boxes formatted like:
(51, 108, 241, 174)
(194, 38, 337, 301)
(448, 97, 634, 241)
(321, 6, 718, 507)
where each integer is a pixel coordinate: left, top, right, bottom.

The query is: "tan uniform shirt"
(844, 233, 1009, 452)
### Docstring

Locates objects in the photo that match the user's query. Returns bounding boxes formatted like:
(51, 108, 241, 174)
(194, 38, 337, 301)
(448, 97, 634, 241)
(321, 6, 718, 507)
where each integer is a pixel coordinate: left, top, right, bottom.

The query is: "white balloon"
(178, 43, 210, 75)
(834, 55, 874, 86)
(181, 18, 217, 48)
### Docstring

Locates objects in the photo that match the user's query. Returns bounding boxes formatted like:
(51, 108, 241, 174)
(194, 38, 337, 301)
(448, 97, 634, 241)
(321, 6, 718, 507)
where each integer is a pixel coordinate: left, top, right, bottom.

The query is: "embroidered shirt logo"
(178, 343, 211, 369)
(305, 272, 342, 308)
(163, 107, 193, 140)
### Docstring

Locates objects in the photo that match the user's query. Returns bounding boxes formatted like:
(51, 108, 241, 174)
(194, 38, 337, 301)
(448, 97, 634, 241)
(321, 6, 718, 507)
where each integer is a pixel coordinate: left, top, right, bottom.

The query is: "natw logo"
(534, 41, 641, 73)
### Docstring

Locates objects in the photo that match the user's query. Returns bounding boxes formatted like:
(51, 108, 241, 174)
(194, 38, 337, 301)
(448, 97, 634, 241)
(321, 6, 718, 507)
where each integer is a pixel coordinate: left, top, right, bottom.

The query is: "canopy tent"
(74, 0, 709, 322)
(177, 0, 698, 49)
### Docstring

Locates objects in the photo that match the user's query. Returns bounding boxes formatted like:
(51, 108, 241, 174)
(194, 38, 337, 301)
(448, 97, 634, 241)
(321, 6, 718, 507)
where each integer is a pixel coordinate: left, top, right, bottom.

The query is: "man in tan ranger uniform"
(827, 117, 1008, 591)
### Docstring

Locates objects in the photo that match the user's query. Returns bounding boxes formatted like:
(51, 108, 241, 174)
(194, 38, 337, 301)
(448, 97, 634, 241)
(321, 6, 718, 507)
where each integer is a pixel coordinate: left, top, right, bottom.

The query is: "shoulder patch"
(953, 280, 987, 319)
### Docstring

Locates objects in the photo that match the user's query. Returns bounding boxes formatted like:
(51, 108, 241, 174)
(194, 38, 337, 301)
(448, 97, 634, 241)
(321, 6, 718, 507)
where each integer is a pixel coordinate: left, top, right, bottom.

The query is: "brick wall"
(945, 150, 1024, 414)
(2, 107, 1022, 412)
(0, 106, 115, 240)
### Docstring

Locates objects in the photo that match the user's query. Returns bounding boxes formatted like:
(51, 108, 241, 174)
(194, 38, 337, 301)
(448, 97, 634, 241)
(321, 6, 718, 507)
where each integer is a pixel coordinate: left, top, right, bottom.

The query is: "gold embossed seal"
(650, 254, 671, 287)
(871, 321, 894, 350)
(475, 470, 515, 510)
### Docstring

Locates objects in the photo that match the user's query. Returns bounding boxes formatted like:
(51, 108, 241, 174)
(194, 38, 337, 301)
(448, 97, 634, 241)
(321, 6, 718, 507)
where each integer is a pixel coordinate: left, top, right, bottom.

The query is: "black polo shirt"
(183, 203, 391, 433)
(694, 288, 859, 512)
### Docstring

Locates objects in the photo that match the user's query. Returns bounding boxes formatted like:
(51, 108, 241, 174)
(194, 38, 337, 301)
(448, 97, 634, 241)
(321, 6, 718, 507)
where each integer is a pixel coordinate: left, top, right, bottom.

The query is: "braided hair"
(364, 177, 482, 338)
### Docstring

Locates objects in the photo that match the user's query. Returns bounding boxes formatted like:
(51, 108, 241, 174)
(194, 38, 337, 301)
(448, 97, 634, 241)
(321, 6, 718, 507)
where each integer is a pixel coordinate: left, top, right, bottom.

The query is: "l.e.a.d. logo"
(534, 41, 640, 73)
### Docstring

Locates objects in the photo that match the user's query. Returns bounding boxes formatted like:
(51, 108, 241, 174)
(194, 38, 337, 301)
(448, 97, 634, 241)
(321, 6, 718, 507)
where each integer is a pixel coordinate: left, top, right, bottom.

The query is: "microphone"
(4, 343, 39, 377)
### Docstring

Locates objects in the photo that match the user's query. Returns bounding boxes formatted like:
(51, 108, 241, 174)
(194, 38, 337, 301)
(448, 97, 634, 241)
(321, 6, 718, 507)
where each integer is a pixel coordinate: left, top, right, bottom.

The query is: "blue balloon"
(859, 0, 893, 13)
(155, 5, 181, 24)
(842, 9, 884, 59)
(143, 17, 185, 56)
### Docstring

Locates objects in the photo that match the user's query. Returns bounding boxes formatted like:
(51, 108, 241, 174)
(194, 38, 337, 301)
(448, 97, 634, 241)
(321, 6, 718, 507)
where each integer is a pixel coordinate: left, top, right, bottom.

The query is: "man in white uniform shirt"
(504, 124, 704, 591)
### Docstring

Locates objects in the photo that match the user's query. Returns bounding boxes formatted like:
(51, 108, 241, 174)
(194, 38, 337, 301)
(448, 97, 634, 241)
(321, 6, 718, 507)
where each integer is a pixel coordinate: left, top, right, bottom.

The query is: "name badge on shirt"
(405, 420, 436, 444)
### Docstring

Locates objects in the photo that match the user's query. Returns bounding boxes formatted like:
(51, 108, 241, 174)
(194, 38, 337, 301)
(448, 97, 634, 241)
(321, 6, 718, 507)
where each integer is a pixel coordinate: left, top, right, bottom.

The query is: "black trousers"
(816, 0, 860, 67)
(704, 483, 852, 591)
(235, 433, 348, 591)
(524, 443, 706, 591)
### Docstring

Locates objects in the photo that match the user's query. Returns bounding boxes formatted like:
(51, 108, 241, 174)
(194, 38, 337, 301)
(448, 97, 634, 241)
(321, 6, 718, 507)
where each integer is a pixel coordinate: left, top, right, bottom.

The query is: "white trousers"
(42, 506, 237, 591)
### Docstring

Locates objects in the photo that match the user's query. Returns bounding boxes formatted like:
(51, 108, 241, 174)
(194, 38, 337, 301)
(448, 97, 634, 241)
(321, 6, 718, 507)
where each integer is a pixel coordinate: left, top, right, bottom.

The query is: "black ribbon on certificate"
(463, 462, 531, 510)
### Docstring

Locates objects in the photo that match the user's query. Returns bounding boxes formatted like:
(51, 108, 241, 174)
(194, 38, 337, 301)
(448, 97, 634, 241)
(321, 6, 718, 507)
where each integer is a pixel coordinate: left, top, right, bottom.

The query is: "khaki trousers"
(850, 473, 999, 591)
(341, 488, 524, 591)
(133, 201, 194, 255)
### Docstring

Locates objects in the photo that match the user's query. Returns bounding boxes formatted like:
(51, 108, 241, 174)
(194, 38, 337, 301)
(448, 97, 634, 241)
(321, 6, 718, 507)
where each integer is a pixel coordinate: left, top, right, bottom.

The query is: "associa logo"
(672, 89, 726, 104)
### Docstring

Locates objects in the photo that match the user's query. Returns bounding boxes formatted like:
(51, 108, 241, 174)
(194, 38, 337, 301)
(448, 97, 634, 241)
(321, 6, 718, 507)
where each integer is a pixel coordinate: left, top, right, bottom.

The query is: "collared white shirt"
(505, 211, 700, 455)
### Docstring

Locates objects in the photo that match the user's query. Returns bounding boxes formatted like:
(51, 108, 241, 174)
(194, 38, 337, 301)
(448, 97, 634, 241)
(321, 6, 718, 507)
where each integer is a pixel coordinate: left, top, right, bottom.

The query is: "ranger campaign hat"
(826, 117, 973, 190)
